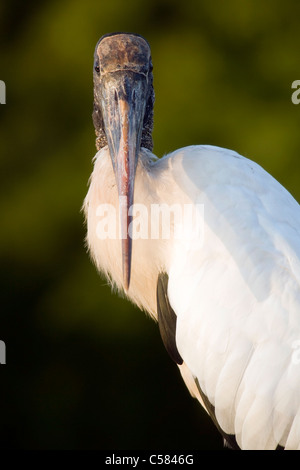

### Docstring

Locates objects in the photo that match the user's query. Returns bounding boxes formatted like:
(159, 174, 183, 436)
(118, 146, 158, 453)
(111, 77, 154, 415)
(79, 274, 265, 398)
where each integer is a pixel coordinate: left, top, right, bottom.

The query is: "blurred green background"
(1, 0, 300, 450)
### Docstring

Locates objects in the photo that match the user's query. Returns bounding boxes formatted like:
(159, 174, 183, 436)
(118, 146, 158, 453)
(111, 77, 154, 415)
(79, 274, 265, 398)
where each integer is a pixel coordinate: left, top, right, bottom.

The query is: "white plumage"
(166, 147, 300, 450)
(84, 33, 300, 450)
(85, 144, 300, 449)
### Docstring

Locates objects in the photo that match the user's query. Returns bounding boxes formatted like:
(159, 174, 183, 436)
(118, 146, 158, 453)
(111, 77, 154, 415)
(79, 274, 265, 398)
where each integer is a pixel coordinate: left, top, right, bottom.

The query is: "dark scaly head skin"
(93, 33, 154, 152)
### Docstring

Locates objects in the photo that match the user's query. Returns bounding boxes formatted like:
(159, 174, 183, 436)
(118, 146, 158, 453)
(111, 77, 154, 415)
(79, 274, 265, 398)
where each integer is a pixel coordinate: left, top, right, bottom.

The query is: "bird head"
(93, 33, 154, 290)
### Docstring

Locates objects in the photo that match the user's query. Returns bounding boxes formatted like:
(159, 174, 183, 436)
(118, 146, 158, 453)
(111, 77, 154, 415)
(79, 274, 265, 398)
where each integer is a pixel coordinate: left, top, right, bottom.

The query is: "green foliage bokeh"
(0, 0, 300, 449)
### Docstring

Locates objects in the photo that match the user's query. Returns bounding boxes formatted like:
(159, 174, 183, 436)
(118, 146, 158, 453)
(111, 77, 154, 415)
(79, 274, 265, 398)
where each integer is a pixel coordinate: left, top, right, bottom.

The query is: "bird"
(83, 32, 300, 450)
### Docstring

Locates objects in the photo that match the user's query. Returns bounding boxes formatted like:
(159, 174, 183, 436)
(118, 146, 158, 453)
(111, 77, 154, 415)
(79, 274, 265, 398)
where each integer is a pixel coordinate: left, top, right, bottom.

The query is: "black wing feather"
(156, 272, 240, 449)
(156, 272, 183, 365)
(194, 378, 240, 450)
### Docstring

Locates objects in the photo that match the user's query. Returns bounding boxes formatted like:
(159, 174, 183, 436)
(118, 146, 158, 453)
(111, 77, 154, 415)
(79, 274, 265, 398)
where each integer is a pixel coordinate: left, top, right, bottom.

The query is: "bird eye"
(94, 65, 100, 74)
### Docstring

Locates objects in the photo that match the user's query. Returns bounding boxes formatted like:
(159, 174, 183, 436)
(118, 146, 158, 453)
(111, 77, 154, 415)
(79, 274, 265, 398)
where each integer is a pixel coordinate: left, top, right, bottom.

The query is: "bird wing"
(157, 272, 183, 365)
(162, 145, 300, 450)
(157, 271, 240, 449)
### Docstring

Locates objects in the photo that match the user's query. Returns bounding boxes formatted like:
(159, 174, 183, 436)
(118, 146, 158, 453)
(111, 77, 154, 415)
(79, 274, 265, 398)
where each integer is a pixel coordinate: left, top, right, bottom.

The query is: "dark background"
(1, 0, 300, 450)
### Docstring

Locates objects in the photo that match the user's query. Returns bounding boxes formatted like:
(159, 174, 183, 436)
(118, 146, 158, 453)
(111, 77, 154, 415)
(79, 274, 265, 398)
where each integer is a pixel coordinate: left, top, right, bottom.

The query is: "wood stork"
(83, 32, 300, 450)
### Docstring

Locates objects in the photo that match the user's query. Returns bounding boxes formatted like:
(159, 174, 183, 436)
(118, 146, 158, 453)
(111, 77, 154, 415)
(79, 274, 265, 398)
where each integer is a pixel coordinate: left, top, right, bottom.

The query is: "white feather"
(84, 144, 300, 449)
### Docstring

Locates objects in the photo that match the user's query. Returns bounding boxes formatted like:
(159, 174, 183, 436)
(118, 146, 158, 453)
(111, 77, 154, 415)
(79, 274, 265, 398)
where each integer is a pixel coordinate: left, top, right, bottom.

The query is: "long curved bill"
(100, 71, 147, 290)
